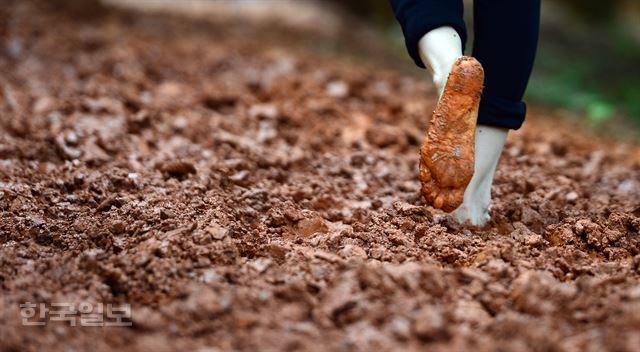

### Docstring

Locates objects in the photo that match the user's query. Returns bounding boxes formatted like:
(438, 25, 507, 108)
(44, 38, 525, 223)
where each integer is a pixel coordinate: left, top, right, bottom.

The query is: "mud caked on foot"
(419, 56, 484, 212)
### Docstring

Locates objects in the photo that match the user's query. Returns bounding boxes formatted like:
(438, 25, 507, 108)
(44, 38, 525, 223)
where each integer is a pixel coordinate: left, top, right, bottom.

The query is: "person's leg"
(473, 0, 541, 130)
(390, 0, 466, 70)
(453, 0, 541, 225)
(393, 0, 484, 213)
(418, 26, 463, 97)
(452, 125, 508, 225)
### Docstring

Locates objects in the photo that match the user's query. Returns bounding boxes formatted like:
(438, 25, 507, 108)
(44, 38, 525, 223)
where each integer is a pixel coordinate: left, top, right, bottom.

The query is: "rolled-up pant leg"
(473, 0, 541, 130)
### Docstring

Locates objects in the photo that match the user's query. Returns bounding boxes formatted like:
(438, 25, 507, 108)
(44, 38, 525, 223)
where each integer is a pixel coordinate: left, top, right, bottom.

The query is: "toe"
(434, 193, 445, 209)
(446, 192, 459, 209)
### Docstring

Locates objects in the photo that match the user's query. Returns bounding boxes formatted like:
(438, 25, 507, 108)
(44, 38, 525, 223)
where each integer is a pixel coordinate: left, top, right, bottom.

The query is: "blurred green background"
(330, 0, 640, 135)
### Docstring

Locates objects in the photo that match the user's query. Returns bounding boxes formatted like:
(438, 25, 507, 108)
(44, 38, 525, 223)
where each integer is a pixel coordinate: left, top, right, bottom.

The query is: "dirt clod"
(158, 160, 196, 178)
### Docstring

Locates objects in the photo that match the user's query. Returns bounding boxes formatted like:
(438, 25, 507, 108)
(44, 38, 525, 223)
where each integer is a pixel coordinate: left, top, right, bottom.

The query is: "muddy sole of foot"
(420, 56, 484, 212)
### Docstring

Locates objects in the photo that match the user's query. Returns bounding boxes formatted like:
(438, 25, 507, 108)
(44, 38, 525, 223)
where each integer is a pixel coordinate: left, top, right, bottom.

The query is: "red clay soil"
(1, 2, 640, 351)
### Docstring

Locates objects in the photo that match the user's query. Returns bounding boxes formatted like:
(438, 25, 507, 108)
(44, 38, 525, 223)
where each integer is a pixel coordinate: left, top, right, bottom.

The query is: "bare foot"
(420, 56, 484, 212)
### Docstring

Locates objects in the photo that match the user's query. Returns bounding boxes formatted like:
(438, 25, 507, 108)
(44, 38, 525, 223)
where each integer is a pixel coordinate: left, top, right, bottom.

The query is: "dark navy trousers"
(390, 0, 541, 130)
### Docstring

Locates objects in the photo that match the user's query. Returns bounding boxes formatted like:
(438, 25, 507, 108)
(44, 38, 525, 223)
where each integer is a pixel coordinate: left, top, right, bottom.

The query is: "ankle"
(417, 26, 462, 97)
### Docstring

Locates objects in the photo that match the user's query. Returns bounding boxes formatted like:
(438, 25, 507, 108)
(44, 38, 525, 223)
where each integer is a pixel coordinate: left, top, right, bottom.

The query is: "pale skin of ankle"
(418, 26, 462, 97)
(418, 26, 510, 225)
(452, 125, 509, 225)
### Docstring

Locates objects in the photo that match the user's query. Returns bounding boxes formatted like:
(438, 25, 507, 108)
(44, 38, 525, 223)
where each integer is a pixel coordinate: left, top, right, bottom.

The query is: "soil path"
(1, 2, 639, 351)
